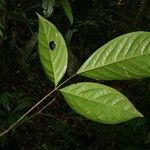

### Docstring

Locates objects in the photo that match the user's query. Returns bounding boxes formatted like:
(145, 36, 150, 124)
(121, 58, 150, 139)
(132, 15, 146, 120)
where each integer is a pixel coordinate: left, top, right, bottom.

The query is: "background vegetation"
(0, 0, 150, 149)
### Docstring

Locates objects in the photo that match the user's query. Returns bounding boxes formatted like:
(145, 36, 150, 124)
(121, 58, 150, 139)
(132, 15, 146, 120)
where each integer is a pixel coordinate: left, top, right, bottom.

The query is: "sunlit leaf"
(60, 82, 143, 124)
(77, 32, 150, 80)
(38, 14, 68, 86)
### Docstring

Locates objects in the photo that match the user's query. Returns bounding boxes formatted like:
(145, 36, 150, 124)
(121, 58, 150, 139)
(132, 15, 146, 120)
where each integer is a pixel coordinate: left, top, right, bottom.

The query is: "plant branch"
(28, 94, 59, 119)
(0, 74, 76, 137)
(40, 113, 64, 123)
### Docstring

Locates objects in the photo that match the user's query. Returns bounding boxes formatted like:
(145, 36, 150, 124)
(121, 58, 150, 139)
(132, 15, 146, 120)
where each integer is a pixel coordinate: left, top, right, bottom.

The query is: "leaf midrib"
(61, 90, 141, 116)
(40, 18, 56, 84)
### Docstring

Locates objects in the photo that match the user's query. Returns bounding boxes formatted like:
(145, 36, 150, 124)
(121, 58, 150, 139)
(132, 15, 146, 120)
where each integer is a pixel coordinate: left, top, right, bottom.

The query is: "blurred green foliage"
(0, 91, 32, 129)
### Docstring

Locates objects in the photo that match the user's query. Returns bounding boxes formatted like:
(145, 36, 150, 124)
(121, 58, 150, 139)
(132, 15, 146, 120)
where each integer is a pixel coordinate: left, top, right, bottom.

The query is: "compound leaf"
(60, 82, 143, 124)
(77, 32, 150, 80)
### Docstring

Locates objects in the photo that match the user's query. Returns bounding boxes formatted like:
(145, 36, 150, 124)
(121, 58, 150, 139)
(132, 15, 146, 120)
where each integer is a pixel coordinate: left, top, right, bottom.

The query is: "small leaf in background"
(0, 91, 32, 128)
(0, 30, 3, 37)
(42, 0, 55, 18)
(0, 92, 12, 111)
(21, 32, 38, 63)
(0, 29, 3, 45)
(38, 14, 68, 86)
(19, 32, 38, 81)
(13, 96, 32, 113)
(0, 21, 3, 29)
(0, 21, 3, 40)
(0, 110, 7, 117)
(77, 32, 150, 80)
(13, 92, 32, 113)
(65, 29, 77, 45)
(61, 0, 73, 25)
(60, 82, 143, 124)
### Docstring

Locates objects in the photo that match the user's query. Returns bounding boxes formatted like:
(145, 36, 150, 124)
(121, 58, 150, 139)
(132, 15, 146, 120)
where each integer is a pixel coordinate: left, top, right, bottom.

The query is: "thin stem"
(39, 95, 58, 113)
(24, 4, 41, 12)
(57, 74, 76, 88)
(40, 113, 64, 123)
(0, 74, 76, 137)
(29, 94, 59, 119)
(17, 96, 58, 125)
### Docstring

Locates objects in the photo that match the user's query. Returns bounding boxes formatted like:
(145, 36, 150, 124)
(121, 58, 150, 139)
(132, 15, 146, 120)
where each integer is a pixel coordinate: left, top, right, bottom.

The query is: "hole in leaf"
(49, 41, 56, 50)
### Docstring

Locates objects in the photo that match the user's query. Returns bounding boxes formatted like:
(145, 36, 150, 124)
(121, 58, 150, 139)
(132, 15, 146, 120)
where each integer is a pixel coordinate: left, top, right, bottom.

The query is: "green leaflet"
(60, 82, 143, 124)
(38, 14, 68, 86)
(61, 0, 73, 25)
(77, 32, 150, 80)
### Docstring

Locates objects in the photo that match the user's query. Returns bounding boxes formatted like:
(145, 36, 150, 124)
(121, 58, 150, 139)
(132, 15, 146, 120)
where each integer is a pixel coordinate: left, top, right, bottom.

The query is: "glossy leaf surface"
(61, 0, 73, 25)
(60, 82, 143, 124)
(77, 32, 150, 80)
(38, 14, 68, 86)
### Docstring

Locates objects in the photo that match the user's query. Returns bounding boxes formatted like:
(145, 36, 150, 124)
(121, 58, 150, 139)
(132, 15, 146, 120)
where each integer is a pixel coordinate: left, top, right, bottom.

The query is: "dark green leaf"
(0, 92, 12, 111)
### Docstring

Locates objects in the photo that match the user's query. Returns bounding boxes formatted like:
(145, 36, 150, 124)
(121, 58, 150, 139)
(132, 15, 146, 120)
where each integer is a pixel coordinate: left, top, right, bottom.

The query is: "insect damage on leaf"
(49, 41, 56, 50)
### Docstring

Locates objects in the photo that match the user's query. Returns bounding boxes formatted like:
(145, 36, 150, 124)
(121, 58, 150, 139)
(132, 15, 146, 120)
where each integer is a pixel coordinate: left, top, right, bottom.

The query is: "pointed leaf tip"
(60, 82, 143, 124)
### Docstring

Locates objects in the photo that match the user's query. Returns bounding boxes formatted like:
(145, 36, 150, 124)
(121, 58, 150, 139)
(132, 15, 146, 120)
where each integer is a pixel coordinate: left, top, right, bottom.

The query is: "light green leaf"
(42, 0, 55, 18)
(60, 82, 143, 124)
(38, 14, 68, 86)
(61, 0, 73, 25)
(77, 32, 150, 80)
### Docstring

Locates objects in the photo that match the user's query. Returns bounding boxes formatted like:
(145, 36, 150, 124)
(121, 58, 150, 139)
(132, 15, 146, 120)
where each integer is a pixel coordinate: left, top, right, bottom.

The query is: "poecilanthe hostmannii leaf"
(38, 14, 68, 86)
(77, 32, 150, 80)
(60, 82, 143, 124)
